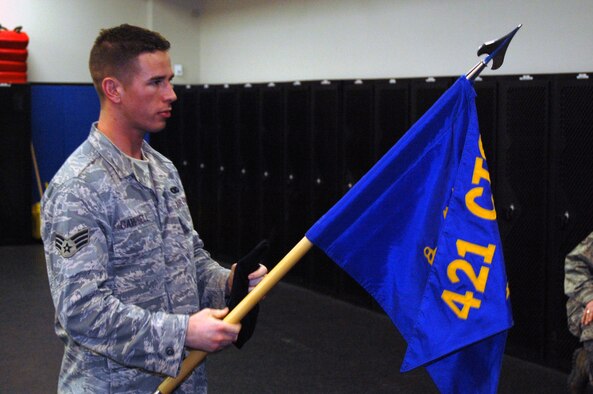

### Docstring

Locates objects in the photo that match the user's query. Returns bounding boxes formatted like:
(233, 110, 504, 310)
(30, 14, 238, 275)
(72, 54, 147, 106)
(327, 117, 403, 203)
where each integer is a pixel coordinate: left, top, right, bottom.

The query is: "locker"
(373, 79, 410, 161)
(237, 84, 261, 255)
(547, 74, 593, 369)
(307, 80, 342, 294)
(194, 86, 219, 248)
(496, 76, 551, 361)
(259, 83, 286, 267)
(283, 82, 312, 284)
(216, 85, 241, 257)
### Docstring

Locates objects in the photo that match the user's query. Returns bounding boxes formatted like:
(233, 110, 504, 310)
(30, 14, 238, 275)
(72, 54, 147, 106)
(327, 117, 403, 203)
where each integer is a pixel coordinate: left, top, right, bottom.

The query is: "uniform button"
(166, 347, 175, 356)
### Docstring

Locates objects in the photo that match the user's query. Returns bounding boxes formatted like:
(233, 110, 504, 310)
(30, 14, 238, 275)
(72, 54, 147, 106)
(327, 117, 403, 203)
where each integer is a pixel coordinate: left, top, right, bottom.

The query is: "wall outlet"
(174, 64, 183, 77)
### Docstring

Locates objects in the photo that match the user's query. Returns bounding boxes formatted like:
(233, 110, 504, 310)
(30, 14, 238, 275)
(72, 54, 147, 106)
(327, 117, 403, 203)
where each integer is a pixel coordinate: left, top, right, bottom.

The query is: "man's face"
(119, 50, 177, 134)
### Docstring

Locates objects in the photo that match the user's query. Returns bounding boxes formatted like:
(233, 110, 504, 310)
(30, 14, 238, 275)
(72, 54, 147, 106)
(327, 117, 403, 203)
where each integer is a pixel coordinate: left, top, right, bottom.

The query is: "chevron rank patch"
(54, 228, 90, 258)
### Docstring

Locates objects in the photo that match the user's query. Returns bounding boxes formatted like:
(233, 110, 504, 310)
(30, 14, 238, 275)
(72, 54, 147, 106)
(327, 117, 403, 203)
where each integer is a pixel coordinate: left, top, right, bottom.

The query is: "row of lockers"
(1, 74, 591, 371)
(150, 73, 593, 372)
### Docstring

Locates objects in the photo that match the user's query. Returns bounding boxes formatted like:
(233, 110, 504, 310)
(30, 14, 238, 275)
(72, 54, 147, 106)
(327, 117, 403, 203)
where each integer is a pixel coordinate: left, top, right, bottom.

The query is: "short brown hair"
(89, 24, 170, 98)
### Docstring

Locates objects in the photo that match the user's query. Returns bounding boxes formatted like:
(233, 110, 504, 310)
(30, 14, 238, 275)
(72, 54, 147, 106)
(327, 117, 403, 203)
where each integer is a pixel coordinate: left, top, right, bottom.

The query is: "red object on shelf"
(0, 71, 27, 84)
(0, 25, 29, 83)
(0, 26, 29, 49)
(0, 48, 28, 62)
(0, 60, 26, 72)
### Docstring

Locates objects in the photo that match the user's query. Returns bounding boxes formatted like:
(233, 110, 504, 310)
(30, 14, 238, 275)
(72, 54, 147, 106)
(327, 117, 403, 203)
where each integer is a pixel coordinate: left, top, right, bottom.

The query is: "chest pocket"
(112, 218, 160, 258)
(111, 210, 166, 307)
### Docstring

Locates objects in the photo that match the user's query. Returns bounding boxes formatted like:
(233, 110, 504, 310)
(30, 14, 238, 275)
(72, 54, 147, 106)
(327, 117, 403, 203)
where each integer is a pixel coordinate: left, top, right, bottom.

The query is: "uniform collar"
(88, 123, 154, 190)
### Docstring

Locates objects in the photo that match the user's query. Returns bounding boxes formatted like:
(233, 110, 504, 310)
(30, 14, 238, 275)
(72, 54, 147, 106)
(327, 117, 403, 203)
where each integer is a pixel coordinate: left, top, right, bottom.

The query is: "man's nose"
(165, 81, 177, 103)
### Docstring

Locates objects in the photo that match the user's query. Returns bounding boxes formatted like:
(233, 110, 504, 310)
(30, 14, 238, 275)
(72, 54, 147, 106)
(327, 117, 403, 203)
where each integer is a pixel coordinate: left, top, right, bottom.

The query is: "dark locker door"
(259, 83, 285, 268)
(307, 80, 342, 294)
(283, 82, 311, 284)
(176, 86, 199, 222)
(341, 81, 374, 189)
(373, 79, 410, 161)
(216, 85, 241, 257)
(410, 77, 454, 123)
(496, 76, 551, 363)
(237, 84, 261, 256)
(0, 84, 31, 244)
(195, 86, 219, 248)
(339, 80, 375, 306)
(547, 74, 593, 370)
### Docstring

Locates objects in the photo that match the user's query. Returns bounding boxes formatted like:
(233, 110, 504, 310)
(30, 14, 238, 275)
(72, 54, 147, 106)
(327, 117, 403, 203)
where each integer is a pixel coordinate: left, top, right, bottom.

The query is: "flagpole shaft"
(154, 237, 314, 394)
(465, 60, 487, 81)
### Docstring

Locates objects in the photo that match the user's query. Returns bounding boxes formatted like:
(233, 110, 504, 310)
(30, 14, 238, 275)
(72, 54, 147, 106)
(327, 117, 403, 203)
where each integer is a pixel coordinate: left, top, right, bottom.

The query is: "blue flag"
(306, 76, 513, 393)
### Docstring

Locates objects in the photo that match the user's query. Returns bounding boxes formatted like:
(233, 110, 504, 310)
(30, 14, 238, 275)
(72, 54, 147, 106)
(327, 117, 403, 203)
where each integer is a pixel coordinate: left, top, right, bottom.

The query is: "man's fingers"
(248, 264, 268, 279)
(210, 307, 229, 319)
(247, 264, 268, 290)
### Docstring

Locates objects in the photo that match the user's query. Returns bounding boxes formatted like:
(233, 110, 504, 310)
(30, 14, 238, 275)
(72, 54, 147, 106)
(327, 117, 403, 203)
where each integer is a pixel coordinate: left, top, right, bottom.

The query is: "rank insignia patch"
(54, 228, 90, 258)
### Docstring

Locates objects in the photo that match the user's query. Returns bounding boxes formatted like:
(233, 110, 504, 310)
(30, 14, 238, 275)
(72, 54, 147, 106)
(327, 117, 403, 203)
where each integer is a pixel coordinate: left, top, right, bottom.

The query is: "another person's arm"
(565, 232, 593, 325)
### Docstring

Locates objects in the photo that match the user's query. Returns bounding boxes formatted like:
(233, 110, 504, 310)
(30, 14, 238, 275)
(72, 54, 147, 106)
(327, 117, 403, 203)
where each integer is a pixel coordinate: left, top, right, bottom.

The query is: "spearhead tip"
(478, 24, 522, 70)
(466, 24, 522, 81)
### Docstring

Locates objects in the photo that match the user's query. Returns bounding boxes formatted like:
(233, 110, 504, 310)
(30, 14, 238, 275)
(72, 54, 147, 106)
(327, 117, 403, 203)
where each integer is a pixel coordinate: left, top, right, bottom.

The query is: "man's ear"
(102, 77, 123, 104)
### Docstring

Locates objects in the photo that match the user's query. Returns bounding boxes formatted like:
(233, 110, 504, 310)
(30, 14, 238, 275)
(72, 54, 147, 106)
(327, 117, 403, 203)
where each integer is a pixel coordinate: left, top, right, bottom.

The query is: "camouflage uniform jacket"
(565, 231, 593, 342)
(41, 124, 230, 393)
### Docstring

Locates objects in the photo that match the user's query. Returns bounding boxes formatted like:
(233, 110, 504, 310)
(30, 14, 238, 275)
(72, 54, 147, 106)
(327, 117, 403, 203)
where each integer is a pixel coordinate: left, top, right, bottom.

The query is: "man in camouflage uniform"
(565, 231, 593, 393)
(41, 24, 267, 393)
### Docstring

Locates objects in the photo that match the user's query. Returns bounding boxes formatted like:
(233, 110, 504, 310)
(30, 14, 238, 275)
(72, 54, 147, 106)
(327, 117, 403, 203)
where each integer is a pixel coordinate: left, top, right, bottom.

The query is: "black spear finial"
(466, 24, 522, 81)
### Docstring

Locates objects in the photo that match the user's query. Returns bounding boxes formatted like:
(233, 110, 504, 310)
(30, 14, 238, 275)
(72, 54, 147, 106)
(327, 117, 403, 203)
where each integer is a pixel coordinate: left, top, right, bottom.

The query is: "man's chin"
(146, 124, 167, 134)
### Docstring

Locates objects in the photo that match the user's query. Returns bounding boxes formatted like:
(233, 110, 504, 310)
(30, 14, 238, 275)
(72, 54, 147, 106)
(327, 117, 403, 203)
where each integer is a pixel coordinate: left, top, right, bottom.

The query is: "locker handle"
(560, 211, 570, 228)
(504, 204, 515, 221)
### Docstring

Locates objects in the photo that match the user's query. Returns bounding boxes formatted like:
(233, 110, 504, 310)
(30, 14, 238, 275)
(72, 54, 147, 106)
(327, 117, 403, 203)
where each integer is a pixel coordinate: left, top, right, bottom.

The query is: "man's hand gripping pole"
(153, 237, 313, 394)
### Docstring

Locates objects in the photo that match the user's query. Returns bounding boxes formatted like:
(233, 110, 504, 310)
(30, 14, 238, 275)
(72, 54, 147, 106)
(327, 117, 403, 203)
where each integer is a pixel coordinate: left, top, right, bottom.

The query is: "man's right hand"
(184, 307, 241, 352)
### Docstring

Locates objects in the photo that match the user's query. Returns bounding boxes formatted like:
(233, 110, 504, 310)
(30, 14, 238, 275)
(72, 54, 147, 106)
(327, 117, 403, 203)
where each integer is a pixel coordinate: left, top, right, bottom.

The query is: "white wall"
(196, 0, 593, 84)
(1, 0, 592, 84)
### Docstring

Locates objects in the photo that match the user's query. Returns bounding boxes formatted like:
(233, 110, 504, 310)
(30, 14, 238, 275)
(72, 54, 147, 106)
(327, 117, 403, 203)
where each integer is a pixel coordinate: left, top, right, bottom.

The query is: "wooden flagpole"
(153, 237, 313, 394)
